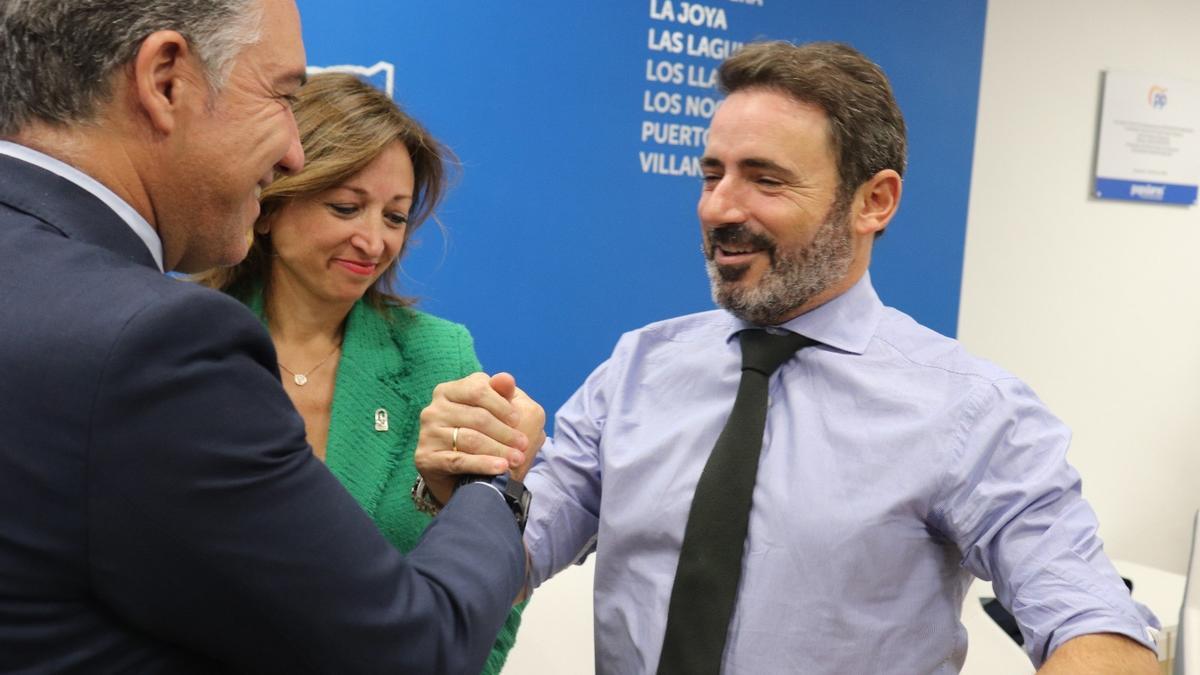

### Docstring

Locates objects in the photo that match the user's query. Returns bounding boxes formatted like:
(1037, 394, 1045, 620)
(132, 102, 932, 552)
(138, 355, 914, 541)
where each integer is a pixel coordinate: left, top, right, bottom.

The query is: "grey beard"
(706, 208, 854, 326)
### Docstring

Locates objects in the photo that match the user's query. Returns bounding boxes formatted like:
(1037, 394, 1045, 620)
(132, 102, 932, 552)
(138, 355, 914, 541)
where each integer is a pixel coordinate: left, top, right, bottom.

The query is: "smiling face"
(265, 141, 414, 312)
(699, 88, 861, 325)
(163, 0, 307, 273)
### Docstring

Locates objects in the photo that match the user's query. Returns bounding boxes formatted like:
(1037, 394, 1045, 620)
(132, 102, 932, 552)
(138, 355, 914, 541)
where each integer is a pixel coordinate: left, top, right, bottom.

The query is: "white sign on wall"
(306, 61, 395, 98)
(1094, 71, 1199, 205)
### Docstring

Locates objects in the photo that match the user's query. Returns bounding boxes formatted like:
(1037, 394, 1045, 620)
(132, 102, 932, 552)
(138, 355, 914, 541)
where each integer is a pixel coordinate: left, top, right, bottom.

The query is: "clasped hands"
(415, 372, 546, 506)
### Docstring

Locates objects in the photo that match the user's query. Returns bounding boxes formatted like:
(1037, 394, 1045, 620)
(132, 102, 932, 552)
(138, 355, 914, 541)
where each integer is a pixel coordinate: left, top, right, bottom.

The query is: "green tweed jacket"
(245, 291, 524, 675)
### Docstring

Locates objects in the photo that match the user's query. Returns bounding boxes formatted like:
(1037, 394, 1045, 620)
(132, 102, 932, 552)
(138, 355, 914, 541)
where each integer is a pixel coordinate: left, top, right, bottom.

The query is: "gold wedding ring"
(452, 426, 460, 452)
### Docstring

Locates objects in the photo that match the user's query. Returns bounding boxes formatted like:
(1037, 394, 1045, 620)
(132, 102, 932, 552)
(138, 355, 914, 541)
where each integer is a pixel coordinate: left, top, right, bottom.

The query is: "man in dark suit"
(0, 1, 534, 672)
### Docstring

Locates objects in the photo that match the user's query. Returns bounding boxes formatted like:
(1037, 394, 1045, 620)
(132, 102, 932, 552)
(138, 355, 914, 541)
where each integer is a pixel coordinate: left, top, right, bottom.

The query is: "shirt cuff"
(1010, 551, 1161, 665)
(461, 480, 505, 501)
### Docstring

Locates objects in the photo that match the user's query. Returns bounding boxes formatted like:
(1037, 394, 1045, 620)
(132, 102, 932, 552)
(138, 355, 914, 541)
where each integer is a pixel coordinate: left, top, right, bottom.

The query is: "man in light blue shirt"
(417, 41, 1159, 673)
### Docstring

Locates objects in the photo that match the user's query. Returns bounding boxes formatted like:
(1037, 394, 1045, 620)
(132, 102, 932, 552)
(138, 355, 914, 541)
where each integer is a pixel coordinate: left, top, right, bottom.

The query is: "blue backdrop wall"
(295, 0, 989, 416)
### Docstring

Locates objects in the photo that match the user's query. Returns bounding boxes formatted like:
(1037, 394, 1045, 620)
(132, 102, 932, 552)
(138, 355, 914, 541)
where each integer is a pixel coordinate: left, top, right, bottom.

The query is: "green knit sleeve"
(454, 321, 484, 375)
(482, 599, 527, 675)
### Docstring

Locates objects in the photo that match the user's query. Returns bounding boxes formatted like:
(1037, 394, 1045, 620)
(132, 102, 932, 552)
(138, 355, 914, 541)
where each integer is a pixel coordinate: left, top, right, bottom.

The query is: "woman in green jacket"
(197, 72, 523, 674)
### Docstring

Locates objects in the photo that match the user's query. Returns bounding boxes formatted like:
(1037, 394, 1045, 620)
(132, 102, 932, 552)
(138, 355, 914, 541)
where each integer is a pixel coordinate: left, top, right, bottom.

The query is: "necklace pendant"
(293, 373, 308, 386)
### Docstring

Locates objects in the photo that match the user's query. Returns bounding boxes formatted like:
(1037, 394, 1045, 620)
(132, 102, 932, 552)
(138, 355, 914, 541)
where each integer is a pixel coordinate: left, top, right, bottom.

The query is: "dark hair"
(718, 41, 907, 202)
(0, 0, 261, 136)
(195, 72, 453, 311)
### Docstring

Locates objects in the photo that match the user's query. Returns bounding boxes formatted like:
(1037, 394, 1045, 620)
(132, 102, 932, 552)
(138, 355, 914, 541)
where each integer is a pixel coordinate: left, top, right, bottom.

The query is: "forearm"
(1037, 633, 1158, 675)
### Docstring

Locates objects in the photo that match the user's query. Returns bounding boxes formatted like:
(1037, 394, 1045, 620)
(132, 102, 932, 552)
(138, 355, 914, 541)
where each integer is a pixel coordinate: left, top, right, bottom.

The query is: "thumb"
(489, 371, 517, 401)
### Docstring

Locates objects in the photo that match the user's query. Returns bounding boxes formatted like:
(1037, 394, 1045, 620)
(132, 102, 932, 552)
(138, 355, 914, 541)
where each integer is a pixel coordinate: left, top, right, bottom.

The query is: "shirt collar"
(0, 140, 164, 271)
(725, 272, 883, 354)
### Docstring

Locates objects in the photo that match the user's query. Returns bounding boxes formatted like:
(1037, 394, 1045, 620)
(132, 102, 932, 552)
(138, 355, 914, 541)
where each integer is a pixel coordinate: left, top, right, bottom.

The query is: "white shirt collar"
(0, 140, 164, 271)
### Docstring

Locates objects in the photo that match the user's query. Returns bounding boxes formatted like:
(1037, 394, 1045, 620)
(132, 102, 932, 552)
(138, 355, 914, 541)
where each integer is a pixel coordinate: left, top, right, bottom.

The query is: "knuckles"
(446, 451, 467, 473)
(465, 406, 493, 432)
(460, 372, 491, 400)
(418, 405, 437, 425)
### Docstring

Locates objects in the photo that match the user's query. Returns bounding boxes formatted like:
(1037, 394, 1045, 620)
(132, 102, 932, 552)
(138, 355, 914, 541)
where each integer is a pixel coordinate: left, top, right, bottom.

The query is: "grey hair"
(0, 0, 263, 137)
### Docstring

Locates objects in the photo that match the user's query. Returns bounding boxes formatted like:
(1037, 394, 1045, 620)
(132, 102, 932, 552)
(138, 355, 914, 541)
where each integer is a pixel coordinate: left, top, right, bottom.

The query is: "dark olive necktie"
(657, 328, 813, 675)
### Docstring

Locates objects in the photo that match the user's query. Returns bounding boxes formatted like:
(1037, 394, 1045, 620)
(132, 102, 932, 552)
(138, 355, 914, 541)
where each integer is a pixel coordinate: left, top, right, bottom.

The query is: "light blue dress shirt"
(0, 140, 163, 270)
(524, 273, 1158, 674)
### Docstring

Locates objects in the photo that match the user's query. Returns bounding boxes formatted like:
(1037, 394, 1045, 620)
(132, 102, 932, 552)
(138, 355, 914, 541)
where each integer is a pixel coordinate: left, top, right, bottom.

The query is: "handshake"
(414, 372, 547, 508)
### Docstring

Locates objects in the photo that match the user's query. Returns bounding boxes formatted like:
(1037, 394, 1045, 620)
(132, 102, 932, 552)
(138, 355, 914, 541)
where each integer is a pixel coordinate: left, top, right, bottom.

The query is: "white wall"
(960, 0, 1200, 575)
(504, 558, 595, 674)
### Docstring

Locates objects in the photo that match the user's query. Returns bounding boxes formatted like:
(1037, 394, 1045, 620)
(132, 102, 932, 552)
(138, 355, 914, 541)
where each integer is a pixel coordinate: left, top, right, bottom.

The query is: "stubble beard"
(705, 200, 854, 326)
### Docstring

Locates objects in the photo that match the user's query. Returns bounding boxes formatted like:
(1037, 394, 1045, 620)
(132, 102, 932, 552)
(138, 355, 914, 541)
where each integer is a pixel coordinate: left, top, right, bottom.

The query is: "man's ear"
(130, 30, 201, 135)
(850, 169, 902, 237)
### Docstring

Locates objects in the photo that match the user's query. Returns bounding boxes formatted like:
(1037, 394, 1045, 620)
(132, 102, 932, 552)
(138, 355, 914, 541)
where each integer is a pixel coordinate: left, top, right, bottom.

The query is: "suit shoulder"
(4, 238, 261, 366)
(94, 274, 267, 346)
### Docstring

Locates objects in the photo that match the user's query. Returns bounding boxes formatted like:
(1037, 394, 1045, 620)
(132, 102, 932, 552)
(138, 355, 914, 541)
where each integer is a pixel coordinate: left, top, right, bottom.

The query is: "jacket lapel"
(325, 302, 420, 517)
(241, 287, 418, 517)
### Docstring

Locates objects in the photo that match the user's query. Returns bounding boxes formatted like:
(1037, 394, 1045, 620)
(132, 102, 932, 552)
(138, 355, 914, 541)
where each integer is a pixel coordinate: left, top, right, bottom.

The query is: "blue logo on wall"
(1095, 177, 1198, 205)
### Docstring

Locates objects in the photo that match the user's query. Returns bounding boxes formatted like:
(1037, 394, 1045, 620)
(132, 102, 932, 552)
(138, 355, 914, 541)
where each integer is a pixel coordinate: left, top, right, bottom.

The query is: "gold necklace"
(278, 340, 342, 386)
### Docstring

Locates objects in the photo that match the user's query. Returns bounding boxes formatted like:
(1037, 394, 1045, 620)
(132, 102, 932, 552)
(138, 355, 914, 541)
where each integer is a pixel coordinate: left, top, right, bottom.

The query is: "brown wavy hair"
(194, 71, 452, 311)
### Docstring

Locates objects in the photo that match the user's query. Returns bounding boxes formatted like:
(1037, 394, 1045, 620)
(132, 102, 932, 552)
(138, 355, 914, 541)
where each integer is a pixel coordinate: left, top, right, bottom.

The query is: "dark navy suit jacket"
(0, 153, 524, 673)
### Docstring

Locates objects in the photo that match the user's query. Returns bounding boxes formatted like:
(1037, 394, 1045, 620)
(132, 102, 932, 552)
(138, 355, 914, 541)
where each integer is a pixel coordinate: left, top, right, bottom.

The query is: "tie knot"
(738, 329, 812, 376)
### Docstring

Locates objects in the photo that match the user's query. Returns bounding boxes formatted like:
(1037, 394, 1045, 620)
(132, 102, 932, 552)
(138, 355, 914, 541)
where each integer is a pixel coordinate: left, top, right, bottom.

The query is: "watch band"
(459, 474, 532, 533)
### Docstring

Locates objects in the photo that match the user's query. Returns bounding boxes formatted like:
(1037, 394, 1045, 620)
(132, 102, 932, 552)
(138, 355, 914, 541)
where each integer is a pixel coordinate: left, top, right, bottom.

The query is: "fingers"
(509, 385, 547, 482)
(441, 409, 526, 466)
(422, 397, 527, 455)
(413, 435, 508, 507)
(435, 372, 520, 431)
(415, 434, 509, 477)
(415, 373, 528, 503)
(511, 386, 545, 434)
(415, 372, 548, 503)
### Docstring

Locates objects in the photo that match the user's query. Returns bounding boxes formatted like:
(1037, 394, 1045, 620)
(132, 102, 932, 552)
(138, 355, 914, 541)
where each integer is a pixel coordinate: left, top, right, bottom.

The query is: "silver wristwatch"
(410, 476, 444, 517)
